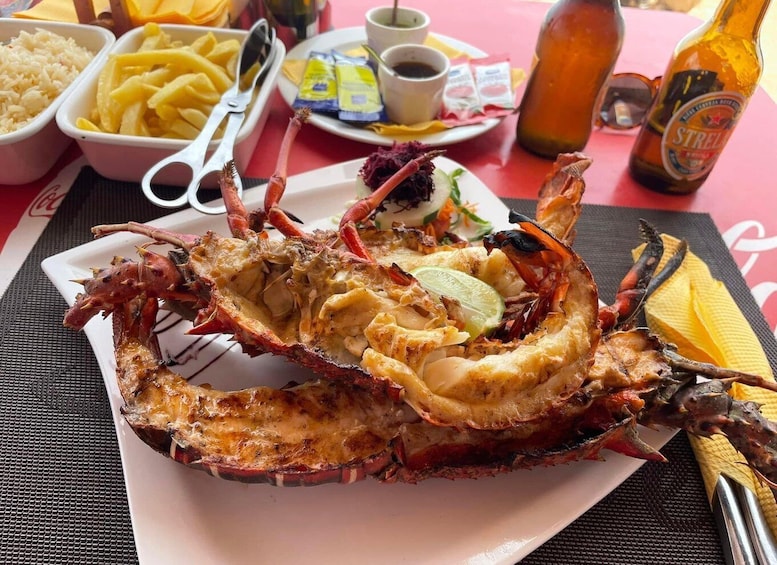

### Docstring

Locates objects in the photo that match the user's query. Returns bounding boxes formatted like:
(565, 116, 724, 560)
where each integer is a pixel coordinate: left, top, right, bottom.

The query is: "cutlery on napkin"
(633, 234, 777, 545)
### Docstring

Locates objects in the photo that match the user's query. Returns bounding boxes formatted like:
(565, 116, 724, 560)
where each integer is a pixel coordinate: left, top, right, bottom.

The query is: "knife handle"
(730, 478, 777, 565)
(713, 475, 758, 565)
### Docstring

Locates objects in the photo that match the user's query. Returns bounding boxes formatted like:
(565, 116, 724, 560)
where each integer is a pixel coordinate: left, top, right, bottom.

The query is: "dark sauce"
(392, 61, 439, 79)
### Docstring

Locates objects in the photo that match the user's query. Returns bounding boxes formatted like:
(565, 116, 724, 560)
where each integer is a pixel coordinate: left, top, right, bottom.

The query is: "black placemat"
(2, 166, 775, 564)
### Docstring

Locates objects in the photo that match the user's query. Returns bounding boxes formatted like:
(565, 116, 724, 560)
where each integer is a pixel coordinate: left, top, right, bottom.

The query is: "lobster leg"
(599, 220, 662, 332)
(598, 220, 687, 333)
(639, 357, 777, 489)
(64, 244, 197, 330)
(92, 221, 199, 249)
(534, 152, 592, 244)
(261, 109, 310, 238)
(218, 161, 256, 239)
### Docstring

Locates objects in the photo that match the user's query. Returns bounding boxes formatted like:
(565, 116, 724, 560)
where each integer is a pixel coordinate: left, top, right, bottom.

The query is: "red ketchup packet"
(439, 57, 484, 125)
(440, 54, 517, 127)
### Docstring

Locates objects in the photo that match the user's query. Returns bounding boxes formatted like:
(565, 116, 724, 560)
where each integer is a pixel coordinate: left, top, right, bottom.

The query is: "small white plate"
(42, 157, 673, 564)
(279, 27, 503, 147)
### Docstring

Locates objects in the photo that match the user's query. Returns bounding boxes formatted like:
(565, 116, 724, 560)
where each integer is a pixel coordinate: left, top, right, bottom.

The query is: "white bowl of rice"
(0, 19, 114, 185)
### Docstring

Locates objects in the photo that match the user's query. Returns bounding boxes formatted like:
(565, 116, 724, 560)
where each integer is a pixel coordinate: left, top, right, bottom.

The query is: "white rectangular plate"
(42, 157, 674, 564)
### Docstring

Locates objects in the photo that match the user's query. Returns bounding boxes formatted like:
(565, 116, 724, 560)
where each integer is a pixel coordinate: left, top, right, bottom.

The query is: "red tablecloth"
(2, 0, 776, 334)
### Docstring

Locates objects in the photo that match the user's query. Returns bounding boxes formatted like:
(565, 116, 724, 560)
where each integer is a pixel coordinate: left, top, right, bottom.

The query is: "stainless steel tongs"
(141, 19, 278, 215)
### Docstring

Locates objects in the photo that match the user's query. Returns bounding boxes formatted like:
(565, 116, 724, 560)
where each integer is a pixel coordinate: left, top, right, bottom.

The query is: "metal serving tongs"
(141, 19, 278, 215)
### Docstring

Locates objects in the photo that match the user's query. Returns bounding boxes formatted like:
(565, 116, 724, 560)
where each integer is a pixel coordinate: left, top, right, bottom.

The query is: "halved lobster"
(64, 110, 777, 487)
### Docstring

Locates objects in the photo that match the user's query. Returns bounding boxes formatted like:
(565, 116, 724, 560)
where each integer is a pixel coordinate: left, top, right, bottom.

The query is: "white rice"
(0, 28, 94, 135)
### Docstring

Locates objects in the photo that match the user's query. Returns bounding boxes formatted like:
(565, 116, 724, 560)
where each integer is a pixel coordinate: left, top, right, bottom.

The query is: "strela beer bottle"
(628, 0, 771, 194)
(516, 0, 624, 158)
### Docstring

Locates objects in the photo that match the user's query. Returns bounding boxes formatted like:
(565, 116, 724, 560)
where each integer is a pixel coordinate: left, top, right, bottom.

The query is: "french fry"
(155, 100, 212, 125)
(139, 22, 163, 41)
(154, 103, 180, 122)
(79, 23, 247, 139)
(182, 73, 220, 103)
(178, 107, 211, 130)
(145, 114, 164, 137)
(142, 67, 174, 87)
(147, 73, 202, 109)
(96, 56, 124, 133)
(182, 98, 215, 117)
(204, 39, 241, 71)
(76, 117, 103, 132)
(189, 32, 217, 56)
(167, 118, 201, 140)
(119, 100, 149, 136)
(184, 83, 220, 104)
(109, 74, 147, 107)
(138, 28, 168, 51)
(113, 49, 232, 91)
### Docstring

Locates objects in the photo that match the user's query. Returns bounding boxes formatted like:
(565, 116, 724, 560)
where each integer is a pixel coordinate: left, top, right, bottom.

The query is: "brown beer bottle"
(628, 0, 771, 194)
(516, 0, 624, 158)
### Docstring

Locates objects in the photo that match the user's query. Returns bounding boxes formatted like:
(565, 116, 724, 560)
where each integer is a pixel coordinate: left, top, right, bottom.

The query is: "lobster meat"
(63, 111, 777, 488)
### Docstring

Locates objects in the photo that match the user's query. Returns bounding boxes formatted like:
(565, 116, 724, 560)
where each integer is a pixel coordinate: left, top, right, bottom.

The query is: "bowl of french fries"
(55, 22, 284, 186)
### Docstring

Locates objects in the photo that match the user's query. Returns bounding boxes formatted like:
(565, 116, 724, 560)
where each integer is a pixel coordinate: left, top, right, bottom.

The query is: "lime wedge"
(411, 266, 505, 338)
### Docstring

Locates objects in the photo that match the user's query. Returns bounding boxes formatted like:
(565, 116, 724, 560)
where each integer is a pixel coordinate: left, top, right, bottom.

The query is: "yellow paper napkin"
(11, 0, 107, 21)
(126, 0, 229, 26)
(13, 0, 229, 26)
(634, 234, 777, 538)
(281, 36, 525, 137)
(367, 120, 451, 136)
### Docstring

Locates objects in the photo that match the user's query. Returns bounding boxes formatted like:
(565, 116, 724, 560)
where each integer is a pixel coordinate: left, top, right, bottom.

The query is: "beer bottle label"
(661, 91, 745, 180)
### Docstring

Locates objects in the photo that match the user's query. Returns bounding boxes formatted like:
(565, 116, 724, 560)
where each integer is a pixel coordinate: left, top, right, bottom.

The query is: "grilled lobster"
(63, 110, 777, 488)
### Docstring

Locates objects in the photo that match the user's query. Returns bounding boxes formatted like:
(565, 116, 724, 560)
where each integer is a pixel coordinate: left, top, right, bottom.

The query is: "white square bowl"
(0, 19, 115, 185)
(56, 24, 285, 186)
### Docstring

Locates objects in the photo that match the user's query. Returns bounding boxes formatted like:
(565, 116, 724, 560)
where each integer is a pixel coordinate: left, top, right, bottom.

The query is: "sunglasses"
(596, 73, 661, 130)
